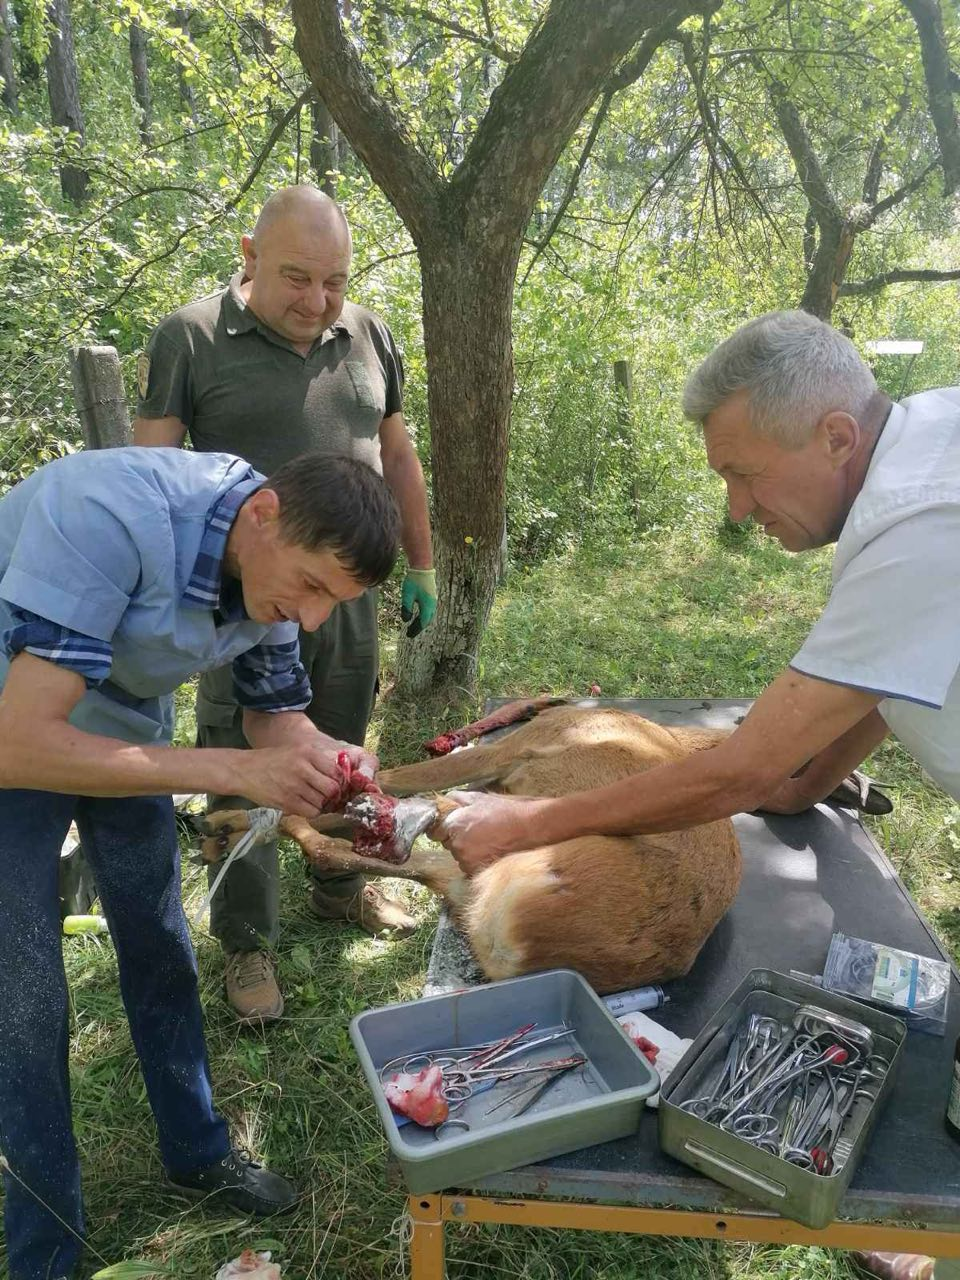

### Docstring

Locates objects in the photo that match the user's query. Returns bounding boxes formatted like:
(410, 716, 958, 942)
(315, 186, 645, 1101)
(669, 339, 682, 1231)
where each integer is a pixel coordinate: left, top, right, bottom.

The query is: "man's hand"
(439, 791, 546, 874)
(401, 568, 437, 638)
(233, 742, 355, 816)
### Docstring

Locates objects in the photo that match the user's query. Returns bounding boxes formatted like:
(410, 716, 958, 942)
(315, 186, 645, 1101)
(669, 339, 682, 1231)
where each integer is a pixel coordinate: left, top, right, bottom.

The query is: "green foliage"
(2, 0, 959, 561)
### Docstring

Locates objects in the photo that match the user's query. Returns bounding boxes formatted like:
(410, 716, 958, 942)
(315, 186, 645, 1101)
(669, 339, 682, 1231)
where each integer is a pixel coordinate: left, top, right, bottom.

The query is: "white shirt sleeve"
(790, 504, 960, 709)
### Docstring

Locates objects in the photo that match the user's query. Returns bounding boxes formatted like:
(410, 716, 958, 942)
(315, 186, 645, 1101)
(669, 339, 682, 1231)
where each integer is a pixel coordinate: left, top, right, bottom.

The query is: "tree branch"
(519, 18, 683, 286)
(520, 90, 613, 285)
(870, 157, 940, 216)
(291, 0, 443, 243)
(839, 266, 960, 294)
(902, 0, 960, 194)
(382, 4, 516, 62)
(71, 87, 315, 332)
(861, 96, 908, 205)
(683, 34, 785, 243)
(231, 85, 318, 210)
(449, 0, 716, 246)
(350, 247, 418, 284)
(766, 75, 843, 228)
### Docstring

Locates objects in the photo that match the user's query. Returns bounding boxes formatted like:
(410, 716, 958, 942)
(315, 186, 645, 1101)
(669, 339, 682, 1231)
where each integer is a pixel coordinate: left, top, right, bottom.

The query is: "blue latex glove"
(400, 568, 437, 638)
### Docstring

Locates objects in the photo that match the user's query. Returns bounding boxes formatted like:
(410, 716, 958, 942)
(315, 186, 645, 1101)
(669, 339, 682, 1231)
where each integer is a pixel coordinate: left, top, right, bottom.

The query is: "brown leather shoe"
(851, 1252, 935, 1280)
(309, 882, 417, 939)
(224, 950, 284, 1024)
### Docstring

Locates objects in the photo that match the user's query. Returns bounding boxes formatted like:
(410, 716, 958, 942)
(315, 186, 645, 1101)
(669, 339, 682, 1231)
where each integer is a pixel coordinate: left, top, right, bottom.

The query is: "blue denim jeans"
(0, 790, 230, 1280)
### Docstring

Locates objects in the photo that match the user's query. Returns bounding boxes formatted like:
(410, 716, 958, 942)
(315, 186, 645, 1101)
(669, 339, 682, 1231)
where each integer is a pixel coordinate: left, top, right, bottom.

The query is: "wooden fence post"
(613, 359, 642, 520)
(613, 359, 633, 437)
(60, 345, 131, 918)
(70, 344, 131, 448)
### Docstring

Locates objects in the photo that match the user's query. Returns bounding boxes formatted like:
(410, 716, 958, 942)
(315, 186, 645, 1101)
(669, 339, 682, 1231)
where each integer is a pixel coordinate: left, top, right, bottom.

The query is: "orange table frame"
(407, 1192, 960, 1278)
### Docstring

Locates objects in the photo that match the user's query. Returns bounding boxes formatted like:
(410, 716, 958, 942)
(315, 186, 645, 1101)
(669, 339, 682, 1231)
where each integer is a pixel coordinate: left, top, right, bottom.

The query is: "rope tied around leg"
(192, 807, 283, 928)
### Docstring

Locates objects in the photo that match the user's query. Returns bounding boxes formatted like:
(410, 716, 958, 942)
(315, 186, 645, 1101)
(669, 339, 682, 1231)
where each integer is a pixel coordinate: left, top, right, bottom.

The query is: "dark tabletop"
(463, 699, 960, 1224)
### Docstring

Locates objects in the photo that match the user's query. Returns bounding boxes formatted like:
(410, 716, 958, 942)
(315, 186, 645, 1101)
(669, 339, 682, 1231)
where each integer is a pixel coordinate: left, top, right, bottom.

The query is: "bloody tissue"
(384, 1064, 450, 1127)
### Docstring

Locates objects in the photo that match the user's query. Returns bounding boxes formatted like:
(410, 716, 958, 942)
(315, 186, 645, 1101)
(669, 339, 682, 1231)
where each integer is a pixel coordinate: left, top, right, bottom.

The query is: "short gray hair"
(682, 310, 878, 446)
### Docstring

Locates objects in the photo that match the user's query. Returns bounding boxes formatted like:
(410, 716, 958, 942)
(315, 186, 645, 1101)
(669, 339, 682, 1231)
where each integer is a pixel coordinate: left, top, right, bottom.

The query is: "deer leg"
(199, 807, 465, 900)
(343, 793, 438, 863)
(422, 695, 567, 756)
(285, 817, 464, 899)
(193, 808, 352, 860)
(377, 735, 519, 796)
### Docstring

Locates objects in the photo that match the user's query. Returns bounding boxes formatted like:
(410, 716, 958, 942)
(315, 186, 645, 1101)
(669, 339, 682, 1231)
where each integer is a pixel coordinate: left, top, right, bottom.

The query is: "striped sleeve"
(231, 639, 311, 713)
(0, 606, 112, 685)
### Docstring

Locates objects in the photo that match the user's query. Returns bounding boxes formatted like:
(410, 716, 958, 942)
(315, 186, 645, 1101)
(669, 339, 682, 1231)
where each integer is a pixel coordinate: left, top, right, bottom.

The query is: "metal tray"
(658, 969, 906, 1228)
(351, 968, 660, 1194)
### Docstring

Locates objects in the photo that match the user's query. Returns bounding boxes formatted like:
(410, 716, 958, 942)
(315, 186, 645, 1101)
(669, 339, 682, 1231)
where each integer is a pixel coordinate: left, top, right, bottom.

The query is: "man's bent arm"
(757, 704, 889, 814)
(243, 708, 322, 750)
(379, 413, 433, 568)
(242, 709, 380, 773)
(132, 415, 188, 447)
(0, 655, 339, 813)
(0, 654, 241, 795)
(443, 669, 882, 866)
(537, 670, 882, 841)
(538, 670, 881, 841)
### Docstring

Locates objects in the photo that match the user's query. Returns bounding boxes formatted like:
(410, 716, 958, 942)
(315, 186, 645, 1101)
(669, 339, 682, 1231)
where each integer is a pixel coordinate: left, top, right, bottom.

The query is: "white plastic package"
(215, 1250, 281, 1279)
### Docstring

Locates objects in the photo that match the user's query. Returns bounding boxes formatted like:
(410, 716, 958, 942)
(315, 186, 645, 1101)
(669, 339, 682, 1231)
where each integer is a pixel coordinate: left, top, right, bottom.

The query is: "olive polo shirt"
(137, 274, 404, 478)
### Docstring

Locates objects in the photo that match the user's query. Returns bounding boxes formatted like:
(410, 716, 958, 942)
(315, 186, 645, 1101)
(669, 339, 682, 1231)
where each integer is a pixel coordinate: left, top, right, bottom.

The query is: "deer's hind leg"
(378, 737, 519, 796)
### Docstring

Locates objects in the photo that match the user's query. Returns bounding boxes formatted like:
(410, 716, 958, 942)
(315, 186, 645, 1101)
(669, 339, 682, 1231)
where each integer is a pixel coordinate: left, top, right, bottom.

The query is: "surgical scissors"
(379, 1025, 578, 1109)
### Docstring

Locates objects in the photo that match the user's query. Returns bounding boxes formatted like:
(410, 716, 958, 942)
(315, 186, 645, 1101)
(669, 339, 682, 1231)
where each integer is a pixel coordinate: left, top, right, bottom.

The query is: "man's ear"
(241, 234, 257, 278)
(817, 410, 860, 469)
(247, 487, 280, 527)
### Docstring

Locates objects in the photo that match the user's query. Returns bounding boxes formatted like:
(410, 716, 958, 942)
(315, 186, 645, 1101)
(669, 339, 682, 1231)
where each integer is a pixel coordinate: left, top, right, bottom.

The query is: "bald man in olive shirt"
(135, 186, 435, 1023)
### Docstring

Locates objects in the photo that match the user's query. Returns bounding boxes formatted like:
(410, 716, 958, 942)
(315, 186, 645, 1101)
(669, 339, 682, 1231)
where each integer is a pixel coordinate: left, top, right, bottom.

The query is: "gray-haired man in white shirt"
(439, 309, 957, 1280)
(441, 310, 960, 868)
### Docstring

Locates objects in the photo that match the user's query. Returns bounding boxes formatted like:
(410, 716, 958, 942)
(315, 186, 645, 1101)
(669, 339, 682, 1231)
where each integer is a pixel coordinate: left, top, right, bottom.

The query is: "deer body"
(378, 706, 741, 991)
(208, 705, 742, 993)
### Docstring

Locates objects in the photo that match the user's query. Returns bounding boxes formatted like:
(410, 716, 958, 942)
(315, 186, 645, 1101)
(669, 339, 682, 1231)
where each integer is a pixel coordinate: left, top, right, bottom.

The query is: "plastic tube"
(63, 914, 108, 936)
(603, 985, 668, 1016)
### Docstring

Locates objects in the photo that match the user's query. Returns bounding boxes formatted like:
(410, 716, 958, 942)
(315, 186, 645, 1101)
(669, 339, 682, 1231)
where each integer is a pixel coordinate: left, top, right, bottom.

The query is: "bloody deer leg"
(423, 695, 567, 756)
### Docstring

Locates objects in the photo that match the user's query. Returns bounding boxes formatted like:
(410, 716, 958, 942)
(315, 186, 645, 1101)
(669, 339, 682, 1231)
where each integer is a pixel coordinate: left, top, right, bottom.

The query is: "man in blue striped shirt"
(0, 447, 399, 1280)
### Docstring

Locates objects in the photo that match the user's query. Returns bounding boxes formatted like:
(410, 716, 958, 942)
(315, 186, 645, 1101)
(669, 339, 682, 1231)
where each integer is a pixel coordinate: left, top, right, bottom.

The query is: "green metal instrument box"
(658, 968, 906, 1229)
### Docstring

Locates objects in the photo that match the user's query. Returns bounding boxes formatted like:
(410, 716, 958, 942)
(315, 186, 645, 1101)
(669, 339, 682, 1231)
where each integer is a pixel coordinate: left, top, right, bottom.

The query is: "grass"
(7, 522, 959, 1280)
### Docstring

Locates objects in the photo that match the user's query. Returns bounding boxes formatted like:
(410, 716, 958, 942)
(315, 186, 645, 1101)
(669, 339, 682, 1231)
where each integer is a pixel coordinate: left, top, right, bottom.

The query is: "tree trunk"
(902, 0, 960, 195)
(395, 243, 516, 695)
(0, 0, 18, 112)
(311, 96, 339, 195)
(128, 20, 152, 145)
(291, 0, 705, 693)
(172, 8, 197, 125)
(45, 0, 87, 203)
(799, 217, 858, 320)
(12, 0, 39, 81)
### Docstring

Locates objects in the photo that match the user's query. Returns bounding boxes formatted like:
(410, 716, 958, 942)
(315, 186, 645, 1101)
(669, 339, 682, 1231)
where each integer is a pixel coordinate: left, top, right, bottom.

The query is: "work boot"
(224, 950, 284, 1024)
(851, 1252, 935, 1280)
(309, 881, 417, 938)
(168, 1147, 297, 1216)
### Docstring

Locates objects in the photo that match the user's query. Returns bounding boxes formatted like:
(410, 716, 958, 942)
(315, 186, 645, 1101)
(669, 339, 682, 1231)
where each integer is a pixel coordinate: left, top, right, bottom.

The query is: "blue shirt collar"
(182, 474, 262, 617)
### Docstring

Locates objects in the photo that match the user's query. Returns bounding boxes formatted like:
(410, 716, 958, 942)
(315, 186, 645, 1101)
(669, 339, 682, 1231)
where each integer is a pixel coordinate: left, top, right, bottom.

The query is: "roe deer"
(201, 700, 742, 993)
